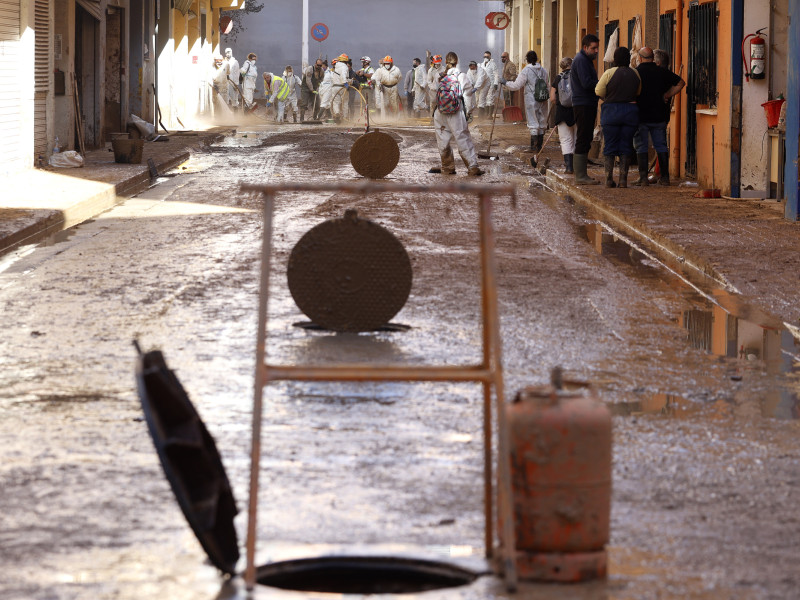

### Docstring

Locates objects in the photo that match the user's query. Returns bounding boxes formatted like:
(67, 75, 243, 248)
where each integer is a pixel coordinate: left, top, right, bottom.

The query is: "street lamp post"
(302, 0, 309, 70)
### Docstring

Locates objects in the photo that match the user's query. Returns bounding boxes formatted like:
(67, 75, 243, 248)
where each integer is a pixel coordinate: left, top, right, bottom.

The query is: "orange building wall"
(692, 0, 732, 192)
(595, 0, 733, 190)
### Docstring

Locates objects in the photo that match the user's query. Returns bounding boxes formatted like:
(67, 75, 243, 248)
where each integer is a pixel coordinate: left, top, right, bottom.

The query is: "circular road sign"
(485, 12, 510, 30)
(311, 22, 329, 42)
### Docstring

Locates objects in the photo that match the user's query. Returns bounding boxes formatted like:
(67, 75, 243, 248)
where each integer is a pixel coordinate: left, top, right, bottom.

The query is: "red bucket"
(761, 99, 785, 128)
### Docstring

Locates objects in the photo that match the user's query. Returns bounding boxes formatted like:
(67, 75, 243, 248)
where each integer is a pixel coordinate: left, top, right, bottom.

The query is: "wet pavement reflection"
(581, 221, 800, 419)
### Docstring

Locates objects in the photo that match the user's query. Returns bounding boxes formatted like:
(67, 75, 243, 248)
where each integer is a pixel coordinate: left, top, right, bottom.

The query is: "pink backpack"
(436, 75, 463, 114)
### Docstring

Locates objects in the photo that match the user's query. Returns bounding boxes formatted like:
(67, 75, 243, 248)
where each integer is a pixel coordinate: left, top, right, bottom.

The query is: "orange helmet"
(383, 55, 393, 64)
(337, 53, 349, 61)
(431, 54, 442, 64)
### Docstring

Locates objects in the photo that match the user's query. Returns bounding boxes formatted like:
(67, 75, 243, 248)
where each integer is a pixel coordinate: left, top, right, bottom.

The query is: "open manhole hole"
(135, 347, 483, 594)
(256, 555, 479, 593)
(292, 320, 411, 332)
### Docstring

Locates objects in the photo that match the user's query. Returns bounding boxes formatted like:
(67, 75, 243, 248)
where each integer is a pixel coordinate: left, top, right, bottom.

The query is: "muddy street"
(0, 124, 798, 599)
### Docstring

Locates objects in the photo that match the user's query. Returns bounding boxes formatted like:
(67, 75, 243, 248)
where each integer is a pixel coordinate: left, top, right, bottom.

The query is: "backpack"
(436, 74, 462, 114)
(533, 74, 549, 102)
(557, 70, 573, 107)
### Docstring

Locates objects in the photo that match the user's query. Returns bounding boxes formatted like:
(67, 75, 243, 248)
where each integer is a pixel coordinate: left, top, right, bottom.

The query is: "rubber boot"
(618, 155, 630, 188)
(530, 135, 539, 152)
(573, 154, 600, 185)
(300, 110, 305, 122)
(604, 155, 617, 188)
(293, 112, 297, 123)
(537, 134, 544, 153)
(631, 153, 649, 186)
(429, 146, 457, 174)
(564, 153, 574, 174)
(468, 165, 485, 176)
(657, 152, 670, 186)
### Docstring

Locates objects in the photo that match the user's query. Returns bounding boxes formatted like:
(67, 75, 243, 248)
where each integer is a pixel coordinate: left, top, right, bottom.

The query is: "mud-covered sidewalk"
(0, 127, 233, 256)
(473, 121, 800, 326)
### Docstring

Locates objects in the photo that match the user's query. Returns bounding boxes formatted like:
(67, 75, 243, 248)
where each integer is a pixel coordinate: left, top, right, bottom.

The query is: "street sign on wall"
(310, 22, 329, 42)
(485, 12, 510, 30)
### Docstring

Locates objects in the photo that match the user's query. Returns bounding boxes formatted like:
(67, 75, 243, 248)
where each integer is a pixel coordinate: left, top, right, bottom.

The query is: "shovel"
(477, 90, 501, 159)
(530, 126, 558, 168)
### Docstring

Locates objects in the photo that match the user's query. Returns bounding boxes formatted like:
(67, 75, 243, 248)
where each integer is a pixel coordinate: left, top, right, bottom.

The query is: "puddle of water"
(580, 222, 800, 419)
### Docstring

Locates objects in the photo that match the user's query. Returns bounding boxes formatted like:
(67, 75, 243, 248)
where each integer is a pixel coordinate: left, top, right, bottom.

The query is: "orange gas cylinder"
(505, 370, 612, 581)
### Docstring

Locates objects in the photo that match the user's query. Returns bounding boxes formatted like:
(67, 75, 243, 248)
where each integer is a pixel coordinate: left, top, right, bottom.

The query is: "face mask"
(484, 57, 490, 63)
(385, 64, 392, 70)
(286, 71, 292, 76)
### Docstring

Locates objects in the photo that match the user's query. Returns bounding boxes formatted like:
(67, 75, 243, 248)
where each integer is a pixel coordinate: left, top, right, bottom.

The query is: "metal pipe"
(480, 196, 494, 560)
(241, 181, 516, 196)
(479, 193, 517, 591)
(244, 192, 275, 591)
(671, 0, 684, 179)
(263, 364, 494, 382)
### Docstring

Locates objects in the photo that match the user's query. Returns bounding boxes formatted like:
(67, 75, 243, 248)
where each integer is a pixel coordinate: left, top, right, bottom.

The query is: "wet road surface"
(0, 123, 798, 599)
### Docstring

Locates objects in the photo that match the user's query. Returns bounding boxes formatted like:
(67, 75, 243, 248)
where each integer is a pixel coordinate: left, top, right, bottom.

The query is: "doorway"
(104, 6, 124, 137)
(75, 4, 99, 148)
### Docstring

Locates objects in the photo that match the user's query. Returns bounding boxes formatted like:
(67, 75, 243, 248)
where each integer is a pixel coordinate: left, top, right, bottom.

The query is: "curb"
(543, 170, 736, 291)
(469, 123, 736, 293)
(0, 130, 231, 259)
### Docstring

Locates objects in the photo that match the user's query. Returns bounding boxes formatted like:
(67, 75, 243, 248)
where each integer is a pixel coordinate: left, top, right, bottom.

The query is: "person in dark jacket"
(632, 47, 686, 185)
(551, 56, 576, 174)
(570, 34, 601, 184)
(595, 46, 641, 188)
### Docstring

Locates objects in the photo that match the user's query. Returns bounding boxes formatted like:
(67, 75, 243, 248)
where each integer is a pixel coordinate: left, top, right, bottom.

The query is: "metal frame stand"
(239, 181, 518, 592)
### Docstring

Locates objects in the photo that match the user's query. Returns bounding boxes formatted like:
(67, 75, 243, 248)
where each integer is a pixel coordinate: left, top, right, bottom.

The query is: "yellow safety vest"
(267, 75, 290, 101)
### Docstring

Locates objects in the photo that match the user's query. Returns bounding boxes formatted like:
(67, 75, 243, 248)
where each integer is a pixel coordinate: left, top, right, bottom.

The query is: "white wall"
(739, 0, 781, 195)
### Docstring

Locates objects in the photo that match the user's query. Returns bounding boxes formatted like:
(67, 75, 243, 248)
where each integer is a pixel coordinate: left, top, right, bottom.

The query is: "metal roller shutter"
(0, 0, 21, 172)
(33, 0, 51, 161)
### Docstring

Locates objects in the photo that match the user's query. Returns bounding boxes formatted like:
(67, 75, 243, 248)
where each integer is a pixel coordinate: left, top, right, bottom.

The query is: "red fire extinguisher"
(742, 28, 767, 82)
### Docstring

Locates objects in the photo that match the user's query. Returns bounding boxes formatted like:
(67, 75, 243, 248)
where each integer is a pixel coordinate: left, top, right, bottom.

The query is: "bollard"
(505, 369, 611, 582)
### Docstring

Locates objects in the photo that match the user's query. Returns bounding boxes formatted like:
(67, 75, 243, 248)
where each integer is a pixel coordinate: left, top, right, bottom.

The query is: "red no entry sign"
(311, 22, 329, 42)
(485, 12, 510, 30)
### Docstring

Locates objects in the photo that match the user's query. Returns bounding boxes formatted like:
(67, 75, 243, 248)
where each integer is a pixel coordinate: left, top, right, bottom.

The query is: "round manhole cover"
(349, 130, 400, 179)
(287, 210, 412, 332)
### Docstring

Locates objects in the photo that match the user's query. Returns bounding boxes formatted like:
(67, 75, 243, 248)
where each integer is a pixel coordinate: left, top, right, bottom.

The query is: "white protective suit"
(318, 67, 333, 112)
(212, 61, 230, 106)
(240, 59, 258, 105)
(464, 66, 487, 115)
(413, 64, 427, 111)
(372, 64, 402, 118)
(330, 60, 350, 120)
(282, 70, 302, 120)
(225, 49, 240, 106)
(478, 57, 499, 109)
(433, 67, 479, 173)
(426, 64, 444, 112)
(504, 62, 550, 135)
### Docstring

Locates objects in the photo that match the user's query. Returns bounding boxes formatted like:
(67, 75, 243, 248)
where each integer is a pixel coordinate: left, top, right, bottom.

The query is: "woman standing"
(594, 47, 641, 187)
(551, 57, 576, 174)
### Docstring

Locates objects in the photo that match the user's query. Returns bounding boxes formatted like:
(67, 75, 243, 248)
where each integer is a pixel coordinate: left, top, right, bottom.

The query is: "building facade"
(0, 0, 242, 177)
(503, 0, 799, 220)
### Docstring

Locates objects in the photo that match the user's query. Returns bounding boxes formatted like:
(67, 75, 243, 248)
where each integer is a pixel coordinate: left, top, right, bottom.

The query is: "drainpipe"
(729, 0, 744, 197)
(784, 0, 800, 221)
(670, 0, 683, 179)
